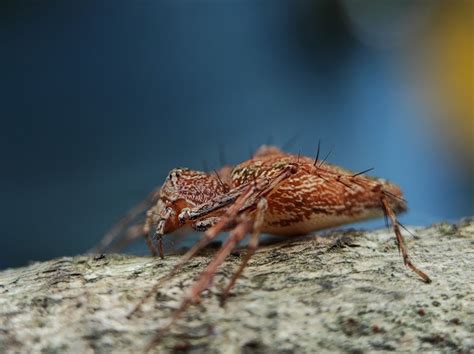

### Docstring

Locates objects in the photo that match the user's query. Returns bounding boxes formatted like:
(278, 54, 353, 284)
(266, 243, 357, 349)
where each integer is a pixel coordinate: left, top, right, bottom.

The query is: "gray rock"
(1, 220, 473, 353)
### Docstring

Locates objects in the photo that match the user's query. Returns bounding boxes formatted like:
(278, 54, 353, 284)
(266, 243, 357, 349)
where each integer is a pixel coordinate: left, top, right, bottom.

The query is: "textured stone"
(1, 219, 473, 353)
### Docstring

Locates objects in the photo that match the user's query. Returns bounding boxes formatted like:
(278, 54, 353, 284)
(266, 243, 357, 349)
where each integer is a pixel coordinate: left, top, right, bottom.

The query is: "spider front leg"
(128, 183, 259, 319)
(144, 205, 177, 259)
(143, 209, 159, 257)
(144, 214, 255, 352)
(90, 187, 159, 253)
(108, 224, 146, 253)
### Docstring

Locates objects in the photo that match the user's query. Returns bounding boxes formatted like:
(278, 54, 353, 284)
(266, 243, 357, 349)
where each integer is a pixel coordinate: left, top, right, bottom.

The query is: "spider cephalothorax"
(145, 167, 229, 249)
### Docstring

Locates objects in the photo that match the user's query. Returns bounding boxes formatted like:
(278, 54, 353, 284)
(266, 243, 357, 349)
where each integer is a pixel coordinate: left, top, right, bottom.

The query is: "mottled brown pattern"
(160, 168, 228, 205)
(230, 149, 405, 235)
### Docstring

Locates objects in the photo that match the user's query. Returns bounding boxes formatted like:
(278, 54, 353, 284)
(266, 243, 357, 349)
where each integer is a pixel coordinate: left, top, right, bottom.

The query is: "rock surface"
(1, 219, 474, 353)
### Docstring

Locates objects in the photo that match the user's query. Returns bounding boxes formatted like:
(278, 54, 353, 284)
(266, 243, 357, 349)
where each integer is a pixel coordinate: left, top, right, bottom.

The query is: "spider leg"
(107, 224, 145, 252)
(221, 198, 268, 304)
(143, 209, 159, 256)
(153, 207, 175, 259)
(170, 183, 259, 274)
(381, 197, 431, 283)
(144, 215, 254, 353)
(178, 184, 250, 224)
(192, 217, 222, 232)
(179, 163, 297, 225)
(89, 188, 159, 253)
(127, 185, 257, 319)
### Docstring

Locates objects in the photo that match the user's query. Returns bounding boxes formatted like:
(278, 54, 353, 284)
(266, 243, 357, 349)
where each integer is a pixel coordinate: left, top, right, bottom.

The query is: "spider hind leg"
(381, 196, 431, 283)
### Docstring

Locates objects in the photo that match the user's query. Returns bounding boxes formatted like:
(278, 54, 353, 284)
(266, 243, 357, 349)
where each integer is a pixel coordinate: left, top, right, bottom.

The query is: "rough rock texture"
(1, 219, 474, 354)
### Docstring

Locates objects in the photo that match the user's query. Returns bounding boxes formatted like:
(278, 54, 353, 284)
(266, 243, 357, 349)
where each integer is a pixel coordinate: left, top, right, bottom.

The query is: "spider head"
(151, 168, 229, 234)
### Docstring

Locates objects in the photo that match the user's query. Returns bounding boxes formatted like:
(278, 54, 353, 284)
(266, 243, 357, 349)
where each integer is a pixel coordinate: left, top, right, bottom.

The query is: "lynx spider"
(94, 144, 431, 351)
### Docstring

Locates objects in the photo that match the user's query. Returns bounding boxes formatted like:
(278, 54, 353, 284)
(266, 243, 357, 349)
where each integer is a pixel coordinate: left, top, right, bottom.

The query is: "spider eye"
(168, 168, 183, 180)
(288, 164, 298, 174)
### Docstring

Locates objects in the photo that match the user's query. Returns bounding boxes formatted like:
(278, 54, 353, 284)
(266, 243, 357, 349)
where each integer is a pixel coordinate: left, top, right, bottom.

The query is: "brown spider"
(93, 144, 431, 351)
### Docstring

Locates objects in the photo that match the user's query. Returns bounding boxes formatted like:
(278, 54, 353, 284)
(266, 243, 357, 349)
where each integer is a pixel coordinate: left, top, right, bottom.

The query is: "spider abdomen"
(231, 153, 406, 236)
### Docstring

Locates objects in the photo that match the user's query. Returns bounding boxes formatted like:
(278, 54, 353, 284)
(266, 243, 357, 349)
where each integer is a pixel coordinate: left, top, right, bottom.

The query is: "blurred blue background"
(1, 0, 472, 269)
